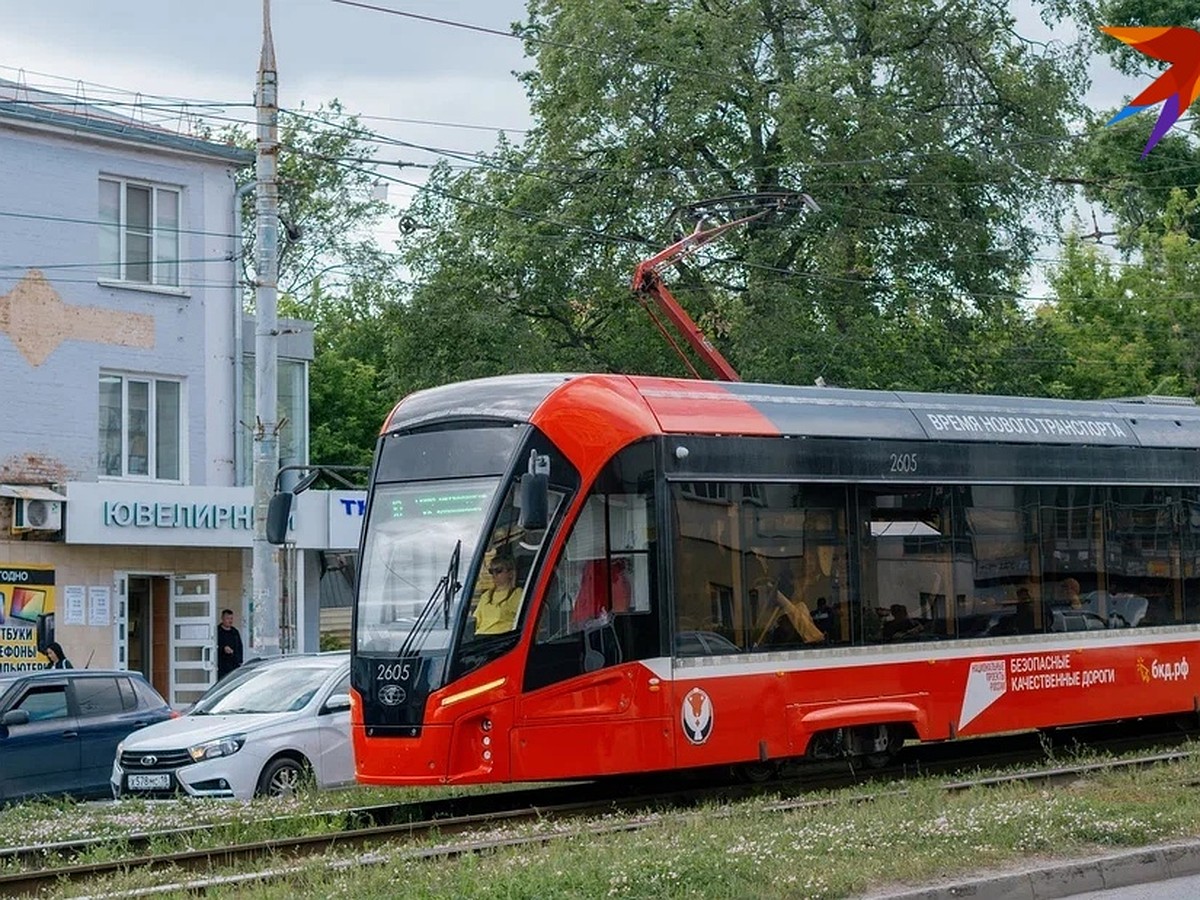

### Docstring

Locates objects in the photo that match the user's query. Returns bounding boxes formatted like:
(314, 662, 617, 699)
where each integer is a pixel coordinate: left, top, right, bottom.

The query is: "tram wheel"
(861, 725, 901, 769)
(1172, 713, 1200, 734)
(736, 761, 778, 783)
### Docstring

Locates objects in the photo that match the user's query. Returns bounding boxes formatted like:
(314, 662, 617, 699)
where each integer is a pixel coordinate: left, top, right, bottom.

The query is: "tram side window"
(1183, 488, 1200, 624)
(1105, 487, 1185, 628)
(956, 485, 1042, 638)
(525, 442, 659, 692)
(540, 495, 640, 637)
(671, 482, 849, 655)
(854, 483, 1193, 644)
(857, 486, 958, 643)
(1038, 485, 1113, 633)
(672, 482, 741, 654)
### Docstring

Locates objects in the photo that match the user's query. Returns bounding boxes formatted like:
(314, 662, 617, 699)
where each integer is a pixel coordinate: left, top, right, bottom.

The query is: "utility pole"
(251, 0, 280, 657)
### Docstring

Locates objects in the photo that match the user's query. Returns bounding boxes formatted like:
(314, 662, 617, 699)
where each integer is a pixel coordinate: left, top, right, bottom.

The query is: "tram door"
(514, 455, 671, 779)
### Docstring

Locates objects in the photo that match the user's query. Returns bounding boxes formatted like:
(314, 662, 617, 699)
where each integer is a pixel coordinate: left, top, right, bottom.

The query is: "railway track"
(5, 724, 1195, 897)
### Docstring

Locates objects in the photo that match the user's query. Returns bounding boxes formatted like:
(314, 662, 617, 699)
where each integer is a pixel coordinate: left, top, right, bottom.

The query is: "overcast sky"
(0, 1, 1144, 289)
(0, 0, 534, 243)
(0, 1, 533, 117)
(0, 1, 1139, 156)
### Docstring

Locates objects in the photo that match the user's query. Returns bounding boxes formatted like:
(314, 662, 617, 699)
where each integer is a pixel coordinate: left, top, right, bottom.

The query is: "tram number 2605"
(889, 452, 918, 474)
(376, 662, 412, 682)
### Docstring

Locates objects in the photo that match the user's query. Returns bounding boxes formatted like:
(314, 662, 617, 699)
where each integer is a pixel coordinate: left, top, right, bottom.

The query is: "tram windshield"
(356, 477, 499, 654)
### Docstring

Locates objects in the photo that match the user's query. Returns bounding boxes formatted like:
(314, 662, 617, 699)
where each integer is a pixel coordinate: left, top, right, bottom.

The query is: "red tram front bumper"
(353, 698, 515, 786)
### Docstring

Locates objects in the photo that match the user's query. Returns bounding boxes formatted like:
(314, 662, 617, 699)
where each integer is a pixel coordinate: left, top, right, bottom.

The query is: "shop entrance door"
(169, 575, 218, 708)
(115, 574, 172, 699)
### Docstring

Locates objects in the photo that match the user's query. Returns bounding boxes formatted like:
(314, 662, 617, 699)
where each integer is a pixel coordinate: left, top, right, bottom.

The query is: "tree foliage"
(226, 103, 400, 466)
(1042, 189, 1200, 398)
(231, 101, 395, 305)
(1041, 0, 1200, 399)
(394, 0, 1089, 394)
(1068, 1, 1200, 239)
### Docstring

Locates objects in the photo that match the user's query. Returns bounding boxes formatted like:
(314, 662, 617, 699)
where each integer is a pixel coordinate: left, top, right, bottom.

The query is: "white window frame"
(98, 373, 187, 483)
(99, 177, 181, 287)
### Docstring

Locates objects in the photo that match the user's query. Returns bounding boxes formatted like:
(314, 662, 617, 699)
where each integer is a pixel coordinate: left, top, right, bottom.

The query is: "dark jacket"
(43, 641, 73, 669)
(217, 625, 244, 678)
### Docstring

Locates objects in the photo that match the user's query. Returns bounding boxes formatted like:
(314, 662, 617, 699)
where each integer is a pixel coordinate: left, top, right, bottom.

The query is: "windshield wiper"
(397, 539, 462, 660)
(444, 539, 461, 630)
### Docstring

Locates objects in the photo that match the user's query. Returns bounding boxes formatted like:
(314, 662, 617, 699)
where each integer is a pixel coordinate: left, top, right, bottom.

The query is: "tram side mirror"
(518, 472, 549, 531)
(518, 451, 551, 532)
(266, 492, 293, 545)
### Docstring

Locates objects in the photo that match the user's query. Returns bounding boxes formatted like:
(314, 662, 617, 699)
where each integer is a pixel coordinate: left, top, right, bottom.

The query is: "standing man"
(217, 608, 244, 680)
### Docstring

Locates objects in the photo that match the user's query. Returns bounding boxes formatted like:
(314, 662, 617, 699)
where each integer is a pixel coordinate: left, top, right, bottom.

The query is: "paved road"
(872, 840, 1200, 900)
(1071, 872, 1200, 899)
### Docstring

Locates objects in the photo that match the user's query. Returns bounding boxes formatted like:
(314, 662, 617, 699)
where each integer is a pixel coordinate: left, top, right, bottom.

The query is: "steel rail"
(7, 726, 1196, 897)
(69, 749, 1198, 900)
(0, 782, 590, 869)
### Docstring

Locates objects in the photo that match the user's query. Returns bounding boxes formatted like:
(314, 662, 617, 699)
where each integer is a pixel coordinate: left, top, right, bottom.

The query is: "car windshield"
(190, 663, 337, 715)
(356, 477, 499, 654)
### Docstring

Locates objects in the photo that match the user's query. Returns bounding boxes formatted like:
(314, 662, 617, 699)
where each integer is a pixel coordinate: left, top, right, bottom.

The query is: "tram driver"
(473, 545, 523, 635)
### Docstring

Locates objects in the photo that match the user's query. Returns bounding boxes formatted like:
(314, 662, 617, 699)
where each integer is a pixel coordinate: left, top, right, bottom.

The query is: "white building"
(0, 80, 361, 706)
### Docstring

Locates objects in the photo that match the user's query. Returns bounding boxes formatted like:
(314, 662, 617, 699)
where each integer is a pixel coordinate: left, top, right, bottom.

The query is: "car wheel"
(256, 756, 311, 798)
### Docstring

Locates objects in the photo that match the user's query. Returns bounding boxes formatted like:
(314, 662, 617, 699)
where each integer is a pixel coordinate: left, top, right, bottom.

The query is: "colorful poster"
(0, 564, 56, 672)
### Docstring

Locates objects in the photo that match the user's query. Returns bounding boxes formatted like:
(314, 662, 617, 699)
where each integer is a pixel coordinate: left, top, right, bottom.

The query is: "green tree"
(231, 101, 395, 305)
(226, 103, 400, 465)
(1042, 1, 1200, 399)
(396, 0, 1088, 394)
(1042, 189, 1200, 398)
(1062, 1, 1200, 243)
(291, 278, 399, 468)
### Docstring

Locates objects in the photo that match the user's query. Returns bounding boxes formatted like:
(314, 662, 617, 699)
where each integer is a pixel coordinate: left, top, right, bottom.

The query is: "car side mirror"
(266, 492, 293, 545)
(1, 709, 30, 727)
(322, 693, 351, 714)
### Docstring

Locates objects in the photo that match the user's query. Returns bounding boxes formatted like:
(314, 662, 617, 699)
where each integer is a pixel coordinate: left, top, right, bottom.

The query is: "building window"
(240, 358, 309, 485)
(99, 178, 180, 286)
(99, 374, 183, 480)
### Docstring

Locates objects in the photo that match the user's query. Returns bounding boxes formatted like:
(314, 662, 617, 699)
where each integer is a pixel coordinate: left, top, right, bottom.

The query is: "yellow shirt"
(755, 588, 825, 645)
(474, 586, 524, 635)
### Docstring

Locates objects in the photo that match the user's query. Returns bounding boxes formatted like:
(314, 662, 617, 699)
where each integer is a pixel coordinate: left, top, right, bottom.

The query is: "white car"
(112, 653, 353, 800)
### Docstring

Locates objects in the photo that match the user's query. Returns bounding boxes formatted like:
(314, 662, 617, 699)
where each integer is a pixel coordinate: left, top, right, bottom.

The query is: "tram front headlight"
(188, 734, 246, 762)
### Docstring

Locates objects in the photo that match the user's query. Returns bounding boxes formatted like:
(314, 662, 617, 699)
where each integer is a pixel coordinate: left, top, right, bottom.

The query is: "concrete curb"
(871, 840, 1200, 899)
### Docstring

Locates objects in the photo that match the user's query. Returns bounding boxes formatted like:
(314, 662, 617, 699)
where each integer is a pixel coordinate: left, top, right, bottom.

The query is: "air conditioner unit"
(12, 498, 63, 532)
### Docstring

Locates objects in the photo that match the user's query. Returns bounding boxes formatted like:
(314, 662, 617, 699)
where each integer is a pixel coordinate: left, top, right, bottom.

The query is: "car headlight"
(188, 734, 246, 762)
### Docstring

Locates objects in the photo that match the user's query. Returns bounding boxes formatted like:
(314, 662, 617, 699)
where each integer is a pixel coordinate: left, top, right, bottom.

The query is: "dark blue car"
(0, 669, 173, 803)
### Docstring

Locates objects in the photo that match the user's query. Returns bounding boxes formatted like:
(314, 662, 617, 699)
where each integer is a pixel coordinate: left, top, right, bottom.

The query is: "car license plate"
(127, 773, 171, 790)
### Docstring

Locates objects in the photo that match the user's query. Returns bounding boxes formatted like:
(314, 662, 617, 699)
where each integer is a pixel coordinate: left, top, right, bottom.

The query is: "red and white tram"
(348, 374, 1200, 784)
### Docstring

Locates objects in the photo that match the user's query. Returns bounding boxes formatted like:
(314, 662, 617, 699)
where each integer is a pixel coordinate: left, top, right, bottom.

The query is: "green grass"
(19, 747, 1200, 898)
(0, 782, 482, 859)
